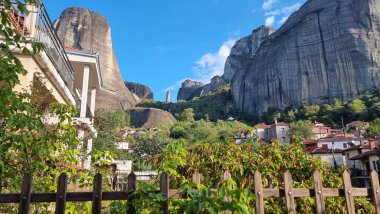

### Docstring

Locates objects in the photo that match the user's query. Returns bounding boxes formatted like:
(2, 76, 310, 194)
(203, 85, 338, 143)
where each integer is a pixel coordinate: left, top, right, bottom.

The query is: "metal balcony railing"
(2, 2, 74, 93)
(34, 3, 74, 92)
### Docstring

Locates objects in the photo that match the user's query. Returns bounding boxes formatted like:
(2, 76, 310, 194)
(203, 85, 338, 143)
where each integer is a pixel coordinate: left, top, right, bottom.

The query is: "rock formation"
(124, 81, 154, 99)
(127, 108, 177, 129)
(231, 0, 380, 115)
(177, 26, 274, 101)
(224, 26, 275, 82)
(54, 7, 137, 110)
(198, 76, 227, 96)
(177, 79, 204, 101)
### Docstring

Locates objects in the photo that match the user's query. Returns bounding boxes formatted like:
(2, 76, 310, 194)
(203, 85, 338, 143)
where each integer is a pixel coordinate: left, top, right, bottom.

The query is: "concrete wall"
(13, 52, 76, 108)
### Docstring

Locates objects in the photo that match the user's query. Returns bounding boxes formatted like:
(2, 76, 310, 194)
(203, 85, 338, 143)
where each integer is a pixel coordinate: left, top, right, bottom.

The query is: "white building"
(2, 2, 102, 169)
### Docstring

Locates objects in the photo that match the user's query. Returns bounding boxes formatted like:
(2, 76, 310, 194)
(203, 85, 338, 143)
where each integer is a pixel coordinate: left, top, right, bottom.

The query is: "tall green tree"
(289, 120, 313, 140)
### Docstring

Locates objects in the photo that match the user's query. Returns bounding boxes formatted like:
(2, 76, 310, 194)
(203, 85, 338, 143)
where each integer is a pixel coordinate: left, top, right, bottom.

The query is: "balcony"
(3, 2, 75, 95)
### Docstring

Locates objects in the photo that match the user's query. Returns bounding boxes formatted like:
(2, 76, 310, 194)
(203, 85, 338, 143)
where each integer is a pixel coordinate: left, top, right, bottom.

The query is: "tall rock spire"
(54, 7, 137, 110)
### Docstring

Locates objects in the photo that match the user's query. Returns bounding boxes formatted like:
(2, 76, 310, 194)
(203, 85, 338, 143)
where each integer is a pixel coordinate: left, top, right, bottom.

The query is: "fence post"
(92, 173, 103, 214)
(370, 170, 380, 214)
(55, 173, 68, 214)
(160, 172, 169, 214)
(223, 171, 232, 214)
(343, 170, 355, 214)
(284, 171, 295, 214)
(192, 171, 201, 185)
(254, 171, 264, 214)
(18, 173, 32, 214)
(313, 171, 325, 214)
(127, 172, 136, 214)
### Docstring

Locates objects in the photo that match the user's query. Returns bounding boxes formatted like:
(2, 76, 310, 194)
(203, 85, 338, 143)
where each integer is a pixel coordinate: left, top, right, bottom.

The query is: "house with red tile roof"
(264, 121, 290, 144)
(305, 147, 345, 168)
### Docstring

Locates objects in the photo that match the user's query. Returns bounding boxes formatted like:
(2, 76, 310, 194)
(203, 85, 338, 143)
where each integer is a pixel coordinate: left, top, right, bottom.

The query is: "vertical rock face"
(198, 76, 227, 96)
(231, 0, 380, 115)
(124, 81, 154, 99)
(177, 80, 204, 101)
(223, 26, 275, 82)
(54, 7, 137, 110)
(176, 26, 274, 101)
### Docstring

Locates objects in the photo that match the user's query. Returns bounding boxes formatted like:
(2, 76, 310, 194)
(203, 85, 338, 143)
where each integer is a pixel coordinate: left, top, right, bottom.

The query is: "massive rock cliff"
(231, 0, 380, 115)
(54, 7, 137, 110)
(177, 80, 204, 101)
(224, 26, 275, 82)
(125, 81, 154, 99)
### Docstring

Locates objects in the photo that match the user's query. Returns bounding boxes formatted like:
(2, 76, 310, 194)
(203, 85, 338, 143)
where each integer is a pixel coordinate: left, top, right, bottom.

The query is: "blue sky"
(43, 0, 305, 101)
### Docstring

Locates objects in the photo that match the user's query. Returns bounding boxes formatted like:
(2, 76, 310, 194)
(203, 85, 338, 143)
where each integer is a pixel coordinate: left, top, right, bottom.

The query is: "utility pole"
(341, 117, 347, 138)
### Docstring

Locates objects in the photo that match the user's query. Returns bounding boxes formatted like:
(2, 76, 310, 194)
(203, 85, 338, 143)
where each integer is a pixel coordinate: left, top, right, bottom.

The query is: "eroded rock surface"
(177, 79, 204, 101)
(54, 7, 137, 110)
(232, 0, 380, 115)
(125, 81, 154, 99)
(127, 108, 177, 129)
(224, 26, 275, 82)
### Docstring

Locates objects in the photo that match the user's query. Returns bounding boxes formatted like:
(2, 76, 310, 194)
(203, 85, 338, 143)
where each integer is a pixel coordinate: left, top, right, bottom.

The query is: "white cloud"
(265, 2, 303, 16)
(192, 39, 236, 83)
(279, 16, 289, 24)
(262, 0, 280, 10)
(163, 38, 236, 95)
(265, 16, 276, 27)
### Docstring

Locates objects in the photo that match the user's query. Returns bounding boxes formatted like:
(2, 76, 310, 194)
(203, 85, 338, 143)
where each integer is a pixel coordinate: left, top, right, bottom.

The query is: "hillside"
(139, 85, 255, 123)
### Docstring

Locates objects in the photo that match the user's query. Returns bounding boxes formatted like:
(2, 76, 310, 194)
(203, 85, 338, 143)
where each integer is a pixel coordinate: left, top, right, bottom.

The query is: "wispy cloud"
(265, 16, 276, 27)
(163, 38, 236, 94)
(192, 39, 236, 83)
(265, 2, 303, 16)
(262, 0, 280, 10)
(262, 1, 304, 27)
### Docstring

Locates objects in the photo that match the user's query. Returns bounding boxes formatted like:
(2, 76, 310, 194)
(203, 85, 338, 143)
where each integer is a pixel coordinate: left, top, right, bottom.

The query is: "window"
(281, 127, 285, 132)
(343, 143, 347, 149)
(322, 144, 328, 149)
(281, 137, 286, 143)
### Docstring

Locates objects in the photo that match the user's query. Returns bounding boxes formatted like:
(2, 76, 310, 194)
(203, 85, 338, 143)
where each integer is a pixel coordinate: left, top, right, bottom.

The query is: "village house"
(310, 121, 332, 140)
(343, 139, 380, 187)
(305, 147, 345, 168)
(303, 136, 368, 168)
(263, 121, 290, 144)
(254, 124, 270, 141)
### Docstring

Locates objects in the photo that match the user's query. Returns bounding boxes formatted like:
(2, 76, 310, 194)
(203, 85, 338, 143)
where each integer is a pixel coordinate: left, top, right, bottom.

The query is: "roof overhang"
(65, 50, 103, 89)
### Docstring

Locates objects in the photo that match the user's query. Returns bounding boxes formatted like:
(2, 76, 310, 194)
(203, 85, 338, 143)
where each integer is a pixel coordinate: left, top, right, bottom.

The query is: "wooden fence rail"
(1, 170, 380, 214)
(0, 172, 169, 214)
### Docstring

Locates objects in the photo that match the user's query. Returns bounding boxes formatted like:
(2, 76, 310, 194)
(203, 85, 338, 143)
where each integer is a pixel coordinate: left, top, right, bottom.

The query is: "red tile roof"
(303, 139, 318, 145)
(305, 147, 343, 154)
(255, 124, 270, 129)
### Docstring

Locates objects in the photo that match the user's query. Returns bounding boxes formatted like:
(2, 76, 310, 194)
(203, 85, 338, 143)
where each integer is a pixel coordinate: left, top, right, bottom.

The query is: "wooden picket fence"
(1, 170, 380, 214)
(0, 172, 169, 214)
